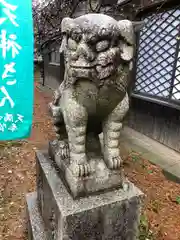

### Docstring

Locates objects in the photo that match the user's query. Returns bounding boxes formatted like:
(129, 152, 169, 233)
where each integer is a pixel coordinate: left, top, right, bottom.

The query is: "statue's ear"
(59, 35, 67, 55)
(117, 20, 144, 61)
(117, 20, 134, 61)
(60, 17, 75, 54)
(59, 36, 66, 82)
(59, 18, 73, 82)
(118, 20, 144, 45)
(118, 20, 134, 45)
(61, 17, 74, 33)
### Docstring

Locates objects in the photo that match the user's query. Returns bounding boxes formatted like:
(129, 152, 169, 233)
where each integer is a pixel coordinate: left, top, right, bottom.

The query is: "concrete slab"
(36, 83, 53, 97)
(36, 150, 144, 239)
(26, 192, 47, 240)
(121, 127, 180, 183)
(162, 162, 180, 184)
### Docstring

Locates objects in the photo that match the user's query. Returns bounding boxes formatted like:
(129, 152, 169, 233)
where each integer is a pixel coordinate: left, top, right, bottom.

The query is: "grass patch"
(175, 196, 180, 205)
(139, 214, 154, 240)
(0, 141, 23, 149)
(150, 200, 160, 213)
(129, 151, 142, 162)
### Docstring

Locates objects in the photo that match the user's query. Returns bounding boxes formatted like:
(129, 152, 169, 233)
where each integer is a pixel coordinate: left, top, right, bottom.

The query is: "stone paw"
(105, 156, 122, 170)
(69, 163, 91, 177)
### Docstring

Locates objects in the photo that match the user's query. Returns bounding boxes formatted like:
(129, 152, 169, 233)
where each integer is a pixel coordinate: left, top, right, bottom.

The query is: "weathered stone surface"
(26, 13, 144, 240)
(36, 150, 144, 240)
(26, 192, 47, 240)
(49, 13, 143, 189)
(49, 139, 124, 198)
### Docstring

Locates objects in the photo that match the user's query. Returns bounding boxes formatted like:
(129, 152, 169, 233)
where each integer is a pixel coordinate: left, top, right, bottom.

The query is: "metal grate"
(172, 45, 180, 99)
(134, 6, 180, 102)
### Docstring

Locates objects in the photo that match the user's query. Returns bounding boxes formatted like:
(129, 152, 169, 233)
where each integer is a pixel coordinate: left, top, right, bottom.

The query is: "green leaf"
(176, 196, 180, 204)
(140, 214, 148, 228)
(147, 169, 153, 174)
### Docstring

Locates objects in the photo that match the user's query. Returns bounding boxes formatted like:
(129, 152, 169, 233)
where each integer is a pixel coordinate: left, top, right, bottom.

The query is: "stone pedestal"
(48, 139, 124, 199)
(26, 150, 144, 240)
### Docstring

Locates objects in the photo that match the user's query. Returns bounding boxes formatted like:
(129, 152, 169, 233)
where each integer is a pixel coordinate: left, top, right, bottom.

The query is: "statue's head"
(60, 14, 143, 80)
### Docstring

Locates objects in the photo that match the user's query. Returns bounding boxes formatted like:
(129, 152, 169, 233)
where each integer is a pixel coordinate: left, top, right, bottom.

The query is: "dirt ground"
(124, 153, 180, 240)
(0, 82, 180, 240)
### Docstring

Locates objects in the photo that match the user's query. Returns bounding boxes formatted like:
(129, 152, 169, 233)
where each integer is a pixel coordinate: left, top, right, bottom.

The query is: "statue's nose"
(76, 42, 95, 62)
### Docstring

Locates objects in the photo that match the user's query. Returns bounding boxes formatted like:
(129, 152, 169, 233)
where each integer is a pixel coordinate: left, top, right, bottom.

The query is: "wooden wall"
(126, 97, 180, 152)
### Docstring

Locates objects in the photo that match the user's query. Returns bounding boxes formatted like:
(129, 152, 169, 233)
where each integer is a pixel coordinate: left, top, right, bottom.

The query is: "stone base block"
(35, 150, 144, 240)
(49, 140, 124, 198)
(26, 192, 47, 240)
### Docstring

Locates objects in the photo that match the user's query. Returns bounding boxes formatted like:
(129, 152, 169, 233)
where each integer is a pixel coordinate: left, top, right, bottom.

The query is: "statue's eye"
(96, 40, 110, 52)
(87, 35, 97, 45)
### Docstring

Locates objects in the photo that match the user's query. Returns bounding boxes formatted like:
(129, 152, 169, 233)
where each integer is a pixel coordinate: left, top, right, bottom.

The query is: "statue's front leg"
(63, 96, 90, 177)
(103, 93, 129, 170)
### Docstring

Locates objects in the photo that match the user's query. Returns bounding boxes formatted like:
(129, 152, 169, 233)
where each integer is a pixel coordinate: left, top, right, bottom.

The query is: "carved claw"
(105, 156, 122, 170)
(69, 163, 91, 177)
(49, 102, 62, 119)
(53, 89, 61, 105)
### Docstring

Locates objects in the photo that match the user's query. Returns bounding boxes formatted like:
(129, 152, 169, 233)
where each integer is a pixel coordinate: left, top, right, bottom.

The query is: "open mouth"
(69, 62, 116, 80)
(70, 63, 113, 69)
(70, 65, 95, 69)
(70, 61, 96, 69)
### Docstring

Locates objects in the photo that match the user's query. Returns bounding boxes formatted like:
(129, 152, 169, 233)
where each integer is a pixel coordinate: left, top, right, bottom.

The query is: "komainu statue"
(49, 13, 142, 197)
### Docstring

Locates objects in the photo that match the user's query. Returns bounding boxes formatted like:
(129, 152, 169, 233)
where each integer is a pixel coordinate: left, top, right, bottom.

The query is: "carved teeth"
(70, 63, 96, 68)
